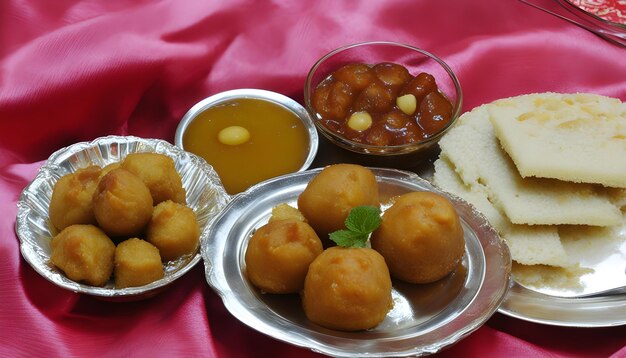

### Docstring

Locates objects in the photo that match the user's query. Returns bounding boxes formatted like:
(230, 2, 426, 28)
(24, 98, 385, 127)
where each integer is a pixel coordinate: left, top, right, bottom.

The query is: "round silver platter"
(16, 135, 230, 301)
(498, 194, 626, 327)
(203, 168, 511, 357)
(499, 282, 626, 327)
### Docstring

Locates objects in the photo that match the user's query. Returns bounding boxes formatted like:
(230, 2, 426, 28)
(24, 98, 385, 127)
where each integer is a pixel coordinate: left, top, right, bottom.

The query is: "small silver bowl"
(175, 89, 319, 194)
(15, 135, 230, 301)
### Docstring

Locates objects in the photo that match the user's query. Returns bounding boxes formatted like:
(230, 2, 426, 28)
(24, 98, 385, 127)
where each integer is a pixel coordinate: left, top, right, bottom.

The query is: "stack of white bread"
(433, 92, 626, 286)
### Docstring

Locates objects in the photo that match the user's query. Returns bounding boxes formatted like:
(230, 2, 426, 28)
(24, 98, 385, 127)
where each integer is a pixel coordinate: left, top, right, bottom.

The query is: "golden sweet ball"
(49, 165, 102, 231)
(302, 246, 393, 331)
(370, 191, 465, 284)
(297, 164, 379, 241)
(245, 219, 323, 294)
(145, 200, 200, 261)
(114, 238, 164, 288)
(92, 168, 154, 238)
(99, 162, 121, 178)
(121, 152, 187, 205)
(50, 224, 116, 287)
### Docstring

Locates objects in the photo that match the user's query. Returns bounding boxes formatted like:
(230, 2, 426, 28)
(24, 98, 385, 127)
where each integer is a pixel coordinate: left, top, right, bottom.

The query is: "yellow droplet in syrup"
(218, 126, 251, 146)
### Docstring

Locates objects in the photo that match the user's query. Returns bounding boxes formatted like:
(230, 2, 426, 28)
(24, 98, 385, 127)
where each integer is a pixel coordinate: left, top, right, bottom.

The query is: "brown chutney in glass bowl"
(313, 63, 453, 146)
(304, 42, 462, 158)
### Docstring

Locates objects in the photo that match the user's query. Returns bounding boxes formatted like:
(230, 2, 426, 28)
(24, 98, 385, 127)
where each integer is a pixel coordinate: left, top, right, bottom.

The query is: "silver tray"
(202, 168, 511, 357)
(15, 135, 230, 301)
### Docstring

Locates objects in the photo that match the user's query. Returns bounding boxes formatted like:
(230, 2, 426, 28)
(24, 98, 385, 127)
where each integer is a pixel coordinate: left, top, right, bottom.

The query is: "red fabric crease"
(1, 0, 625, 357)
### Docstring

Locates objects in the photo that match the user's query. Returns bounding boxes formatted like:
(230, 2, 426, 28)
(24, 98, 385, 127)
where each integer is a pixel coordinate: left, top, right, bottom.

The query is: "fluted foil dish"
(16, 135, 230, 301)
(203, 168, 511, 357)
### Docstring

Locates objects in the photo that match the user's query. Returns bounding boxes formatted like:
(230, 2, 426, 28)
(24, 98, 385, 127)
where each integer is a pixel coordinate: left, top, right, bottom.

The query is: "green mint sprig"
(329, 205, 381, 248)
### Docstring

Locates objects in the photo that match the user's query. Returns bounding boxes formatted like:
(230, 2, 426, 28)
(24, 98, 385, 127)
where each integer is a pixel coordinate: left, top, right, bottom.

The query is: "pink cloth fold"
(1, 0, 625, 356)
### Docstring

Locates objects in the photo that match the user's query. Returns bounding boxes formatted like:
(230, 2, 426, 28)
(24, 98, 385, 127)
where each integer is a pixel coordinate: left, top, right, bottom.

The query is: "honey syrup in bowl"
(176, 90, 318, 194)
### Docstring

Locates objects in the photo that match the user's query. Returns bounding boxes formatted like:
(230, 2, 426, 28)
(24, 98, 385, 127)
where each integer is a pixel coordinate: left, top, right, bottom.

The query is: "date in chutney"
(312, 62, 453, 147)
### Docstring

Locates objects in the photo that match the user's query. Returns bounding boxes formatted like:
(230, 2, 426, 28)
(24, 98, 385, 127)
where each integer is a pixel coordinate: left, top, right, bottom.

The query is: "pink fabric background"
(1, 0, 625, 356)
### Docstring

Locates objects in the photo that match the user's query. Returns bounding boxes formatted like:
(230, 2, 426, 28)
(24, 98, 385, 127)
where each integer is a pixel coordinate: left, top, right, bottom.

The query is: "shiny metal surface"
(519, 221, 626, 298)
(16, 135, 230, 301)
(499, 220, 626, 327)
(499, 281, 626, 327)
(174, 88, 318, 174)
(203, 168, 511, 357)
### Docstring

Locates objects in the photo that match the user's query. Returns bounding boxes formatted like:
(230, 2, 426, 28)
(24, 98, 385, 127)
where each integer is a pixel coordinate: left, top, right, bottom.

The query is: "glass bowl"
(304, 41, 463, 156)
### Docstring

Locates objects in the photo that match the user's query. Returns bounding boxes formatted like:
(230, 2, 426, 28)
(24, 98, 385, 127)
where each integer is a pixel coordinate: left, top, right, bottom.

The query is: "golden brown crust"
(121, 152, 187, 205)
(297, 164, 379, 242)
(49, 165, 102, 231)
(114, 238, 164, 288)
(92, 168, 154, 238)
(50, 224, 115, 287)
(245, 219, 322, 294)
(371, 191, 465, 284)
(145, 200, 199, 261)
(302, 247, 392, 331)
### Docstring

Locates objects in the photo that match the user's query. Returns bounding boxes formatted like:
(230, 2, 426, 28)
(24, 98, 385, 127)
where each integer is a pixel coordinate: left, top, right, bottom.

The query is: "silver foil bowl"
(15, 135, 230, 301)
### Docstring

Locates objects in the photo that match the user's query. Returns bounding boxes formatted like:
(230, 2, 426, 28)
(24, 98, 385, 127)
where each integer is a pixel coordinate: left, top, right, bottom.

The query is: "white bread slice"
(433, 157, 569, 267)
(488, 93, 626, 188)
(433, 156, 507, 232)
(439, 104, 621, 226)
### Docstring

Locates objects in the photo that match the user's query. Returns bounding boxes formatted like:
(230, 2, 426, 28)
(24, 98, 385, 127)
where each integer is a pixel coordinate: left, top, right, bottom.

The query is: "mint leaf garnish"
(329, 230, 368, 248)
(329, 205, 382, 248)
(344, 206, 382, 234)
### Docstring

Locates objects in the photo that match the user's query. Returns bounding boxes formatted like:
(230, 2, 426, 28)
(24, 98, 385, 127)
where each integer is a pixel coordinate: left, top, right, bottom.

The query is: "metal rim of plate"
(202, 167, 511, 357)
(498, 282, 626, 327)
(498, 225, 626, 328)
(15, 135, 230, 300)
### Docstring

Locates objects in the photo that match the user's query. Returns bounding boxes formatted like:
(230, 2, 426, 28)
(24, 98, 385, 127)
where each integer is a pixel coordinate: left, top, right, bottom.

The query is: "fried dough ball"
(245, 219, 323, 294)
(268, 203, 307, 223)
(146, 200, 200, 261)
(114, 238, 164, 288)
(99, 162, 121, 178)
(302, 247, 392, 331)
(50, 224, 115, 286)
(93, 168, 154, 238)
(121, 152, 186, 205)
(297, 164, 379, 241)
(371, 191, 465, 284)
(49, 165, 102, 231)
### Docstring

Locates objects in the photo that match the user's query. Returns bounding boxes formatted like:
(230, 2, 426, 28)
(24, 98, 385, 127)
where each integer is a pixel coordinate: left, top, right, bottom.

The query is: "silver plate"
(203, 168, 511, 357)
(499, 195, 626, 327)
(499, 282, 626, 327)
(15, 135, 230, 301)
(499, 229, 626, 327)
